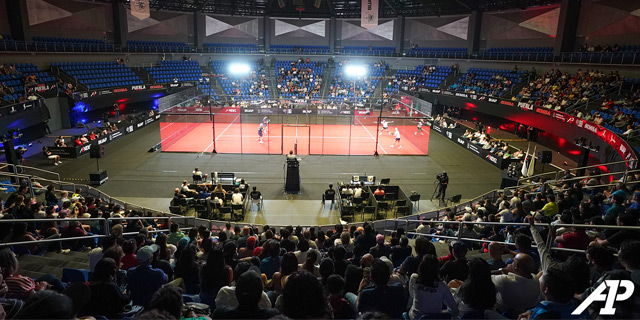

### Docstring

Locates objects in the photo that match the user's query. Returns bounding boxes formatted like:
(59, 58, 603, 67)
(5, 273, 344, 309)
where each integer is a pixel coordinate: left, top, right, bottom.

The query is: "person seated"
(213, 268, 278, 319)
(286, 150, 297, 160)
(79, 135, 89, 144)
(323, 184, 336, 204)
(193, 168, 203, 178)
(213, 183, 227, 195)
(357, 258, 406, 318)
(198, 186, 212, 200)
(73, 136, 83, 146)
(231, 188, 244, 205)
(491, 253, 541, 314)
(180, 180, 198, 198)
(374, 186, 385, 196)
(250, 186, 262, 201)
(42, 147, 62, 165)
(408, 255, 459, 319)
(54, 136, 66, 147)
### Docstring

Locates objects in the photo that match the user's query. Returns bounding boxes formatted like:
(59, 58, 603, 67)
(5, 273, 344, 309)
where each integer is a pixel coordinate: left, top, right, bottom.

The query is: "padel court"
(159, 113, 430, 155)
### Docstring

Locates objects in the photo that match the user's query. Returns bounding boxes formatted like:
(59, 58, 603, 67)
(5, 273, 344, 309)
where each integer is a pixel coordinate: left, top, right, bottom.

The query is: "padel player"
(415, 121, 424, 135)
(258, 122, 266, 144)
(391, 128, 402, 149)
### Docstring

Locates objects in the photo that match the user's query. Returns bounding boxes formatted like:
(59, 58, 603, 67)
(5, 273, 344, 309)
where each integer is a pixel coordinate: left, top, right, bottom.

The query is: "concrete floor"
(23, 121, 502, 225)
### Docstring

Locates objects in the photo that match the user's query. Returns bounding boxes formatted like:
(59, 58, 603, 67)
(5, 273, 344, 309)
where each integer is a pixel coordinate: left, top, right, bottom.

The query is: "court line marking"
(354, 117, 388, 155)
(202, 115, 240, 153)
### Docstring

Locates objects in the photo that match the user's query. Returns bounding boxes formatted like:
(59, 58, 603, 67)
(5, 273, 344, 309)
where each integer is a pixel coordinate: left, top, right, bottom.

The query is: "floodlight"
(228, 63, 251, 75)
(344, 65, 367, 78)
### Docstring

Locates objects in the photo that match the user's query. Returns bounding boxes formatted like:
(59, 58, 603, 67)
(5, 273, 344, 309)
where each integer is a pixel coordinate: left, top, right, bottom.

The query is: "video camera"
(436, 172, 448, 184)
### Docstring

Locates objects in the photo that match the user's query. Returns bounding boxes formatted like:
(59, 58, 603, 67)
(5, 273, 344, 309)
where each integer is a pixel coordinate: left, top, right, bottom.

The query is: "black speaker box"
(90, 145, 104, 158)
(90, 170, 108, 185)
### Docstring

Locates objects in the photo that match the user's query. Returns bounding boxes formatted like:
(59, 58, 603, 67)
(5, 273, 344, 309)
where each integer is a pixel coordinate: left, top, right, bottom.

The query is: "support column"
(6, 0, 28, 41)
(554, 0, 581, 54)
(263, 16, 270, 52)
(396, 15, 405, 55)
(466, 11, 482, 55)
(327, 17, 336, 53)
(112, 2, 128, 47)
(194, 11, 206, 48)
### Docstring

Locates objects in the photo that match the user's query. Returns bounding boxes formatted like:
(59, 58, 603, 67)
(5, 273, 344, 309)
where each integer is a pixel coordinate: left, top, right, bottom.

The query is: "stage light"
(228, 63, 251, 75)
(344, 65, 367, 78)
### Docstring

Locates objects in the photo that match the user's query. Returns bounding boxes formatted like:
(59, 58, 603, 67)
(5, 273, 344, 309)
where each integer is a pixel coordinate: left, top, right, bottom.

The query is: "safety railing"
(0, 162, 61, 183)
(517, 160, 632, 185)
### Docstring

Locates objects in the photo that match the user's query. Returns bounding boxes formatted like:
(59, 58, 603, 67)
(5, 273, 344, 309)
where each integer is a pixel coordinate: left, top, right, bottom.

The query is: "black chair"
(363, 206, 376, 220)
(341, 206, 355, 221)
(219, 206, 232, 221)
(374, 194, 384, 202)
(446, 194, 462, 206)
(231, 204, 244, 220)
(322, 191, 335, 205)
(395, 199, 407, 207)
(209, 201, 221, 219)
(360, 191, 370, 203)
(377, 202, 389, 219)
(379, 178, 390, 185)
(352, 197, 365, 211)
(194, 205, 207, 218)
(192, 174, 203, 184)
(225, 193, 233, 204)
(409, 193, 421, 210)
(169, 205, 185, 215)
(395, 206, 409, 218)
(212, 192, 225, 201)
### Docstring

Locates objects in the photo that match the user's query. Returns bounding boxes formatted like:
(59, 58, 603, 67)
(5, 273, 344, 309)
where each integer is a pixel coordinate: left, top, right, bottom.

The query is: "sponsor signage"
(109, 131, 123, 141)
(424, 90, 638, 166)
(0, 99, 43, 119)
(467, 143, 480, 154)
(432, 125, 442, 133)
(97, 137, 108, 145)
(113, 88, 128, 93)
(132, 85, 146, 91)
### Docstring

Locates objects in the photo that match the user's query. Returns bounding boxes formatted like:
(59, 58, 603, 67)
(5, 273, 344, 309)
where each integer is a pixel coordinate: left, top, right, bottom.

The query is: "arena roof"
(113, 0, 561, 18)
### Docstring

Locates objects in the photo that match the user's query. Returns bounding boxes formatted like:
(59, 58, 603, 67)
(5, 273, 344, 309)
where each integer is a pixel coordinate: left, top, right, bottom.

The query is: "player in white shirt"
(391, 128, 402, 148)
(379, 119, 392, 135)
(415, 121, 424, 135)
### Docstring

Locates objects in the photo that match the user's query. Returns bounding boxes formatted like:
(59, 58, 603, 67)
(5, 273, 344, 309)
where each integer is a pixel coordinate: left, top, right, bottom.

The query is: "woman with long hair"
(271, 252, 298, 296)
(81, 258, 130, 318)
(408, 255, 459, 319)
(199, 247, 232, 309)
(155, 233, 173, 261)
(455, 258, 496, 317)
(174, 244, 200, 294)
(299, 249, 320, 277)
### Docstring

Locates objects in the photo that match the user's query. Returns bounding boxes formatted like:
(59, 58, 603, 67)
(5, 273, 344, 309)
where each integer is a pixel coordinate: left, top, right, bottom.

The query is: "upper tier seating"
(450, 68, 524, 97)
(146, 60, 203, 83)
(274, 60, 325, 99)
(127, 40, 191, 52)
(479, 47, 554, 61)
(203, 43, 258, 53)
(386, 65, 452, 92)
(341, 46, 395, 56)
(405, 47, 467, 58)
(52, 62, 143, 90)
(211, 60, 269, 101)
(270, 45, 330, 54)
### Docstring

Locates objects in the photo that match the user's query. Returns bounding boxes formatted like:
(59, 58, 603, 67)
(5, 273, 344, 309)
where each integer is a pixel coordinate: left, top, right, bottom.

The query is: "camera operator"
(436, 171, 449, 202)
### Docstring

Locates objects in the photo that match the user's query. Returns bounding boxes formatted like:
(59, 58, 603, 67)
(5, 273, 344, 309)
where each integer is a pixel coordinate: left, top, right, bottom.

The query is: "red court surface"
(160, 122, 429, 155)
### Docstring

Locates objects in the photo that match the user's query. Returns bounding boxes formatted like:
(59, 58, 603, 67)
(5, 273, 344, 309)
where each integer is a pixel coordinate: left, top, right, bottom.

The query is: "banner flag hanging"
(131, 0, 150, 20)
(361, 0, 379, 29)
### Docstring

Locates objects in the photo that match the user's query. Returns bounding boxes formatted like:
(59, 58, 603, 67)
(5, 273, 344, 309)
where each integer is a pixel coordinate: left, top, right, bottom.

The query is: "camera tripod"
(430, 180, 440, 201)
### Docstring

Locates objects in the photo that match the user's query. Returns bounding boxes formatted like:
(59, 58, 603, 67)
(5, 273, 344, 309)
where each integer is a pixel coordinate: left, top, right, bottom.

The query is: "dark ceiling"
(115, 0, 561, 18)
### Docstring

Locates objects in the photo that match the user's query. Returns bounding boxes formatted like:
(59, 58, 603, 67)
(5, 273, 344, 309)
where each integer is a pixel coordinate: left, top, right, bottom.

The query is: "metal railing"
(516, 159, 633, 186)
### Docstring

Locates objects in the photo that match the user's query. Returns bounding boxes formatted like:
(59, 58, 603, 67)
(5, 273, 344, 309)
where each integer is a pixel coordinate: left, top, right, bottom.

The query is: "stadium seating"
(0, 63, 56, 102)
(203, 43, 258, 53)
(450, 68, 524, 97)
(328, 62, 386, 102)
(146, 60, 203, 84)
(210, 60, 269, 101)
(127, 40, 191, 52)
(270, 45, 330, 54)
(274, 60, 325, 98)
(405, 47, 467, 58)
(341, 46, 396, 56)
(479, 47, 554, 61)
(386, 65, 452, 92)
(52, 62, 143, 90)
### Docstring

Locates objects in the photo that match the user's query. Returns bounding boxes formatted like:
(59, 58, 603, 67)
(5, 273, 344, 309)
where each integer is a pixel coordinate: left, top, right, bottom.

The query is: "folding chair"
(341, 206, 355, 222)
(231, 204, 244, 221)
(446, 194, 462, 206)
(219, 206, 232, 221)
(363, 206, 376, 220)
(409, 193, 421, 210)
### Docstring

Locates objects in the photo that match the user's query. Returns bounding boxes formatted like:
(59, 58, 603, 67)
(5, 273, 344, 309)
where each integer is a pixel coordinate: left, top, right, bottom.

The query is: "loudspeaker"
(3, 139, 17, 165)
(539, 150, 552, 164)
(90, 170, 108, 185)
(90, 145, 104, 158)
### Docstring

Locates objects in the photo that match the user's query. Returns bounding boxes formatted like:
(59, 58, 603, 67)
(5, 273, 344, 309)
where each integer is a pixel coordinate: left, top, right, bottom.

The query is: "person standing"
(436, 171, 448, 202)
(390, 128, 402, 149)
